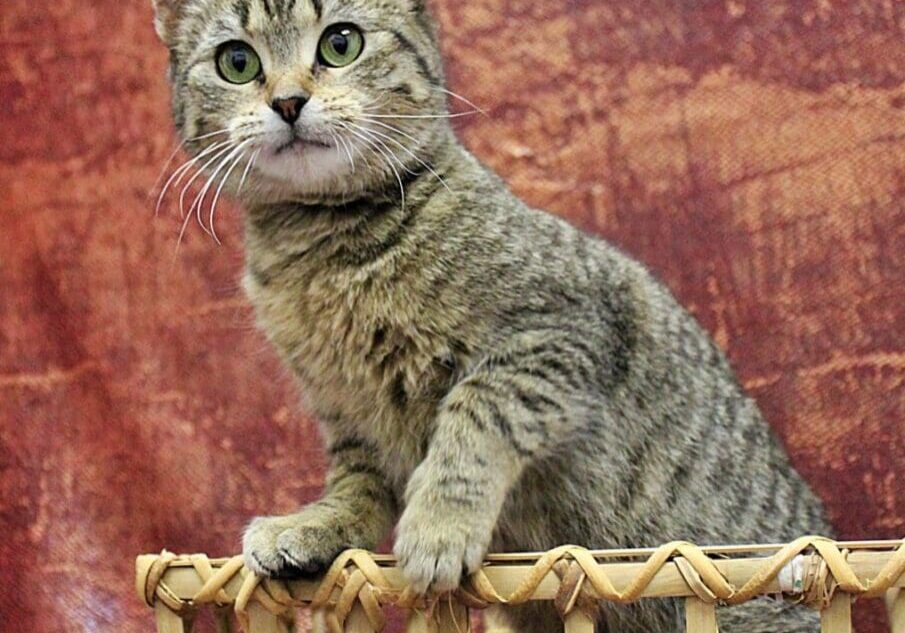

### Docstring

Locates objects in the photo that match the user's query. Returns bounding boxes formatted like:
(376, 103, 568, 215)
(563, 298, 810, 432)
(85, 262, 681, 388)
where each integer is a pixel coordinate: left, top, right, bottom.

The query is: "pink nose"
(271, 95, 307, 124)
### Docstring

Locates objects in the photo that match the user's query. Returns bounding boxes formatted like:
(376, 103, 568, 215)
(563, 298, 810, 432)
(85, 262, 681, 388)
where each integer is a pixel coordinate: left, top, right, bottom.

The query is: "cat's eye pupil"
(329, 33, 349, 56)
(231, 50, 248, 73)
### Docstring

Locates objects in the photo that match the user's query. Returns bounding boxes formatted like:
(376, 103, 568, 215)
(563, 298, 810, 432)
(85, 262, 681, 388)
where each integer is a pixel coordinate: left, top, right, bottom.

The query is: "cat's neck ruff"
(243, 137, 464, 262)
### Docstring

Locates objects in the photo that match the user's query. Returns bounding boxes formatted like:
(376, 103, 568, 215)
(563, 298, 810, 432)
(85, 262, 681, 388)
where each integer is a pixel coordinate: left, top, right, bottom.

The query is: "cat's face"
(153, 0, 447, 204)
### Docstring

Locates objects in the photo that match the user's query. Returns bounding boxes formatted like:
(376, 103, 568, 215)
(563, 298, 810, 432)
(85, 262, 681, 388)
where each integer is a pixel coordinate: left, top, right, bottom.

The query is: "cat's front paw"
(243, 514, 347, 578)
(393, 497, 491, 594)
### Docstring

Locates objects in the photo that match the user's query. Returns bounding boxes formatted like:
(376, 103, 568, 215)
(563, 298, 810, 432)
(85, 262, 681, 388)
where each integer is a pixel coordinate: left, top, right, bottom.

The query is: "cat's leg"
(243, 437, 396, 577)
(394, 329, 603, 593)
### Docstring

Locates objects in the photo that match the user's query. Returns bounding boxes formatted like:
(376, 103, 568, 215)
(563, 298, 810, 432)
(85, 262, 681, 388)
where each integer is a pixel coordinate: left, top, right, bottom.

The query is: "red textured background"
(1, 1, 903, 631)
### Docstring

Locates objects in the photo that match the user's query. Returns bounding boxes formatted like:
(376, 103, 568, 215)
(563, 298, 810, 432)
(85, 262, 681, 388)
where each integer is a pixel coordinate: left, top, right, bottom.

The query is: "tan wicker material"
(820, 594, 853, 633)
(136, 537, 905, 633)
(888, 589, 905, 632)
(685, 597, 719, 633)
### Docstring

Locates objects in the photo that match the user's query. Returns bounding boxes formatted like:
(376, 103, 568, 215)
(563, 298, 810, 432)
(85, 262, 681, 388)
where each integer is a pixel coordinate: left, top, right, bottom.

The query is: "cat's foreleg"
(243, 437, 397, 577)
(395, 335, 588, 593)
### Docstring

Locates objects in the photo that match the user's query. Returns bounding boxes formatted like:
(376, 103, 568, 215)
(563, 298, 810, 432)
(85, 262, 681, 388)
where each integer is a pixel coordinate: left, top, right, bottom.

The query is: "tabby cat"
(151, 0, 832, 630)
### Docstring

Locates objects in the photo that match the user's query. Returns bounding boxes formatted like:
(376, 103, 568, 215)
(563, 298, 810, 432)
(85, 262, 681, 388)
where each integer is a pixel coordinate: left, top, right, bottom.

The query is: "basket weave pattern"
(136, 536, 905, 633)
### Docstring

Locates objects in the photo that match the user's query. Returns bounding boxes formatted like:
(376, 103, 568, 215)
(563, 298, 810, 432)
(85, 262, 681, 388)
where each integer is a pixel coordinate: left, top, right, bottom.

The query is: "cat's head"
(152, 0, 449, 205)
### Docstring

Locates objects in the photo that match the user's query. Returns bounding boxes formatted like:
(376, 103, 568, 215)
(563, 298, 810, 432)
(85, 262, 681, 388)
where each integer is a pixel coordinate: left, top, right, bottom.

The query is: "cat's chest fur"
(244, 243, 466, 488)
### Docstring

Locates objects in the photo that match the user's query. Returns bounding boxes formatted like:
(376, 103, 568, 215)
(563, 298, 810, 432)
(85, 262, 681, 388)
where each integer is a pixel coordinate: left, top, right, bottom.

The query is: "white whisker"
(176, 146, 235, 247)
(177, 143, 236, 221)
(343, 130, 369, 168)
(148, 129, 233, 200)
(156, 140, 231, 217)
(349, 122, 452, 194)
(176, 198, 197, 252)
(339, 123, 406, 208)
(148, 140, 187, 199)
(189, 128, 239, 143)
(434, 86, 487, 116)
(334, 131, 356, 174)
(359, 111, 480, 120)
(190, 142, 249, 237)
(357, 117, 422, 147)
(209, 142, 253, 244)
(347, 124, 413, 173)
(237, 149, 261, 195)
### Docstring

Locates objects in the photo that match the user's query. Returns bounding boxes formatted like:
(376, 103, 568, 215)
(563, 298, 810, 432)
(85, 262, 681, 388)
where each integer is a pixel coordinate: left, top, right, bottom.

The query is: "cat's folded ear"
(151, 0, 187, 46)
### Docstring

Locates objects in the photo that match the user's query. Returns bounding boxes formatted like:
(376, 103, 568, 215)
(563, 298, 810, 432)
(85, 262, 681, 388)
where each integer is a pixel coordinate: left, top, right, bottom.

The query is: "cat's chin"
(254, 142, 350, 194)
(274, 138, 332, 155)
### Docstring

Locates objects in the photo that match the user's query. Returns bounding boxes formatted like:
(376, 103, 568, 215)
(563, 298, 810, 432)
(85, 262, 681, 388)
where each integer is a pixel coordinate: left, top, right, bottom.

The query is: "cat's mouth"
(274, 135, 332, 155)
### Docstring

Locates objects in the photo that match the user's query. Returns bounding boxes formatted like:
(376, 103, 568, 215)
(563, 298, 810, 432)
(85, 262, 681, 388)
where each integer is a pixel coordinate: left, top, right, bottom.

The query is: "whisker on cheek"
(155, 140, 232, 217)
(148, 139, 188, 200)
(351, 120, 452, 194)
(328, 129, 357, 175)
(237, 149, 261, 195)
(338, 122, 407, 209)
(432, 86, 488, 117)
(359, 111, 481, 120)
(148, 128, 234, 200)
(209, 142, 254, 244)
(189, 141, 250, 239)
(177, 144, 237, 224)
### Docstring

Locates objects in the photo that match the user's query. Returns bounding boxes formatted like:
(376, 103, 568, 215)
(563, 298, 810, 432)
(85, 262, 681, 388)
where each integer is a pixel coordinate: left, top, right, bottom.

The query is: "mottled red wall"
(0, 1, 902, 631)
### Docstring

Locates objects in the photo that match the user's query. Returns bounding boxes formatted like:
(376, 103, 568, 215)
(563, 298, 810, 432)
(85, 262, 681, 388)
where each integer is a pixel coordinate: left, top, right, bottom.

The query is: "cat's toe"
(277, 549, 326, 576)
(395, 493, 491, 594)
(276, 524, 345, 577)
(395, 540, 465, 594)
(243, 516, 290, 577)
(394, 524, 477, 594)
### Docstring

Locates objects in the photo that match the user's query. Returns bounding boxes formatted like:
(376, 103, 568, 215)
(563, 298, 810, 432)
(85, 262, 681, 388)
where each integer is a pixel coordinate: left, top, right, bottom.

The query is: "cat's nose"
(271, 95, 308, 125)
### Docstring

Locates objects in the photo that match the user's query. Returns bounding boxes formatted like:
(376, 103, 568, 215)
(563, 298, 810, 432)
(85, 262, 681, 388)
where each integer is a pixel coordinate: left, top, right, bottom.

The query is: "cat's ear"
(151, 0, 185, 45)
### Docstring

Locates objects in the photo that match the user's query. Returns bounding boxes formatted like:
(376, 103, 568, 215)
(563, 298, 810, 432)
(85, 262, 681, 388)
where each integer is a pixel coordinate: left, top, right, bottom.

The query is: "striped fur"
(152, 1, 832, 630)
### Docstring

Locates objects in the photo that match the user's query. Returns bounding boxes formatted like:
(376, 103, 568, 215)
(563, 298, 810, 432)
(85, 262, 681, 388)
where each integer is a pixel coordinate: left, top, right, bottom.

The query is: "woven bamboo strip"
(154, 602, 193, 633)
(888, 589, 905, 633)
(685, 598, 719, 633)
(246, 604, 293, 633)
(563, 610, 595, 633)
(345, 603, 377, 633)
(820, 594, 852, 633)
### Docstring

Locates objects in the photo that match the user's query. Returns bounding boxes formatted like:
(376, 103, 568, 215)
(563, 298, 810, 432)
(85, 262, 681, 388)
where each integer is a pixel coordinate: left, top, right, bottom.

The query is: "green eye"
(318, 24, 364, 68)
(216, 41, 262, 84)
